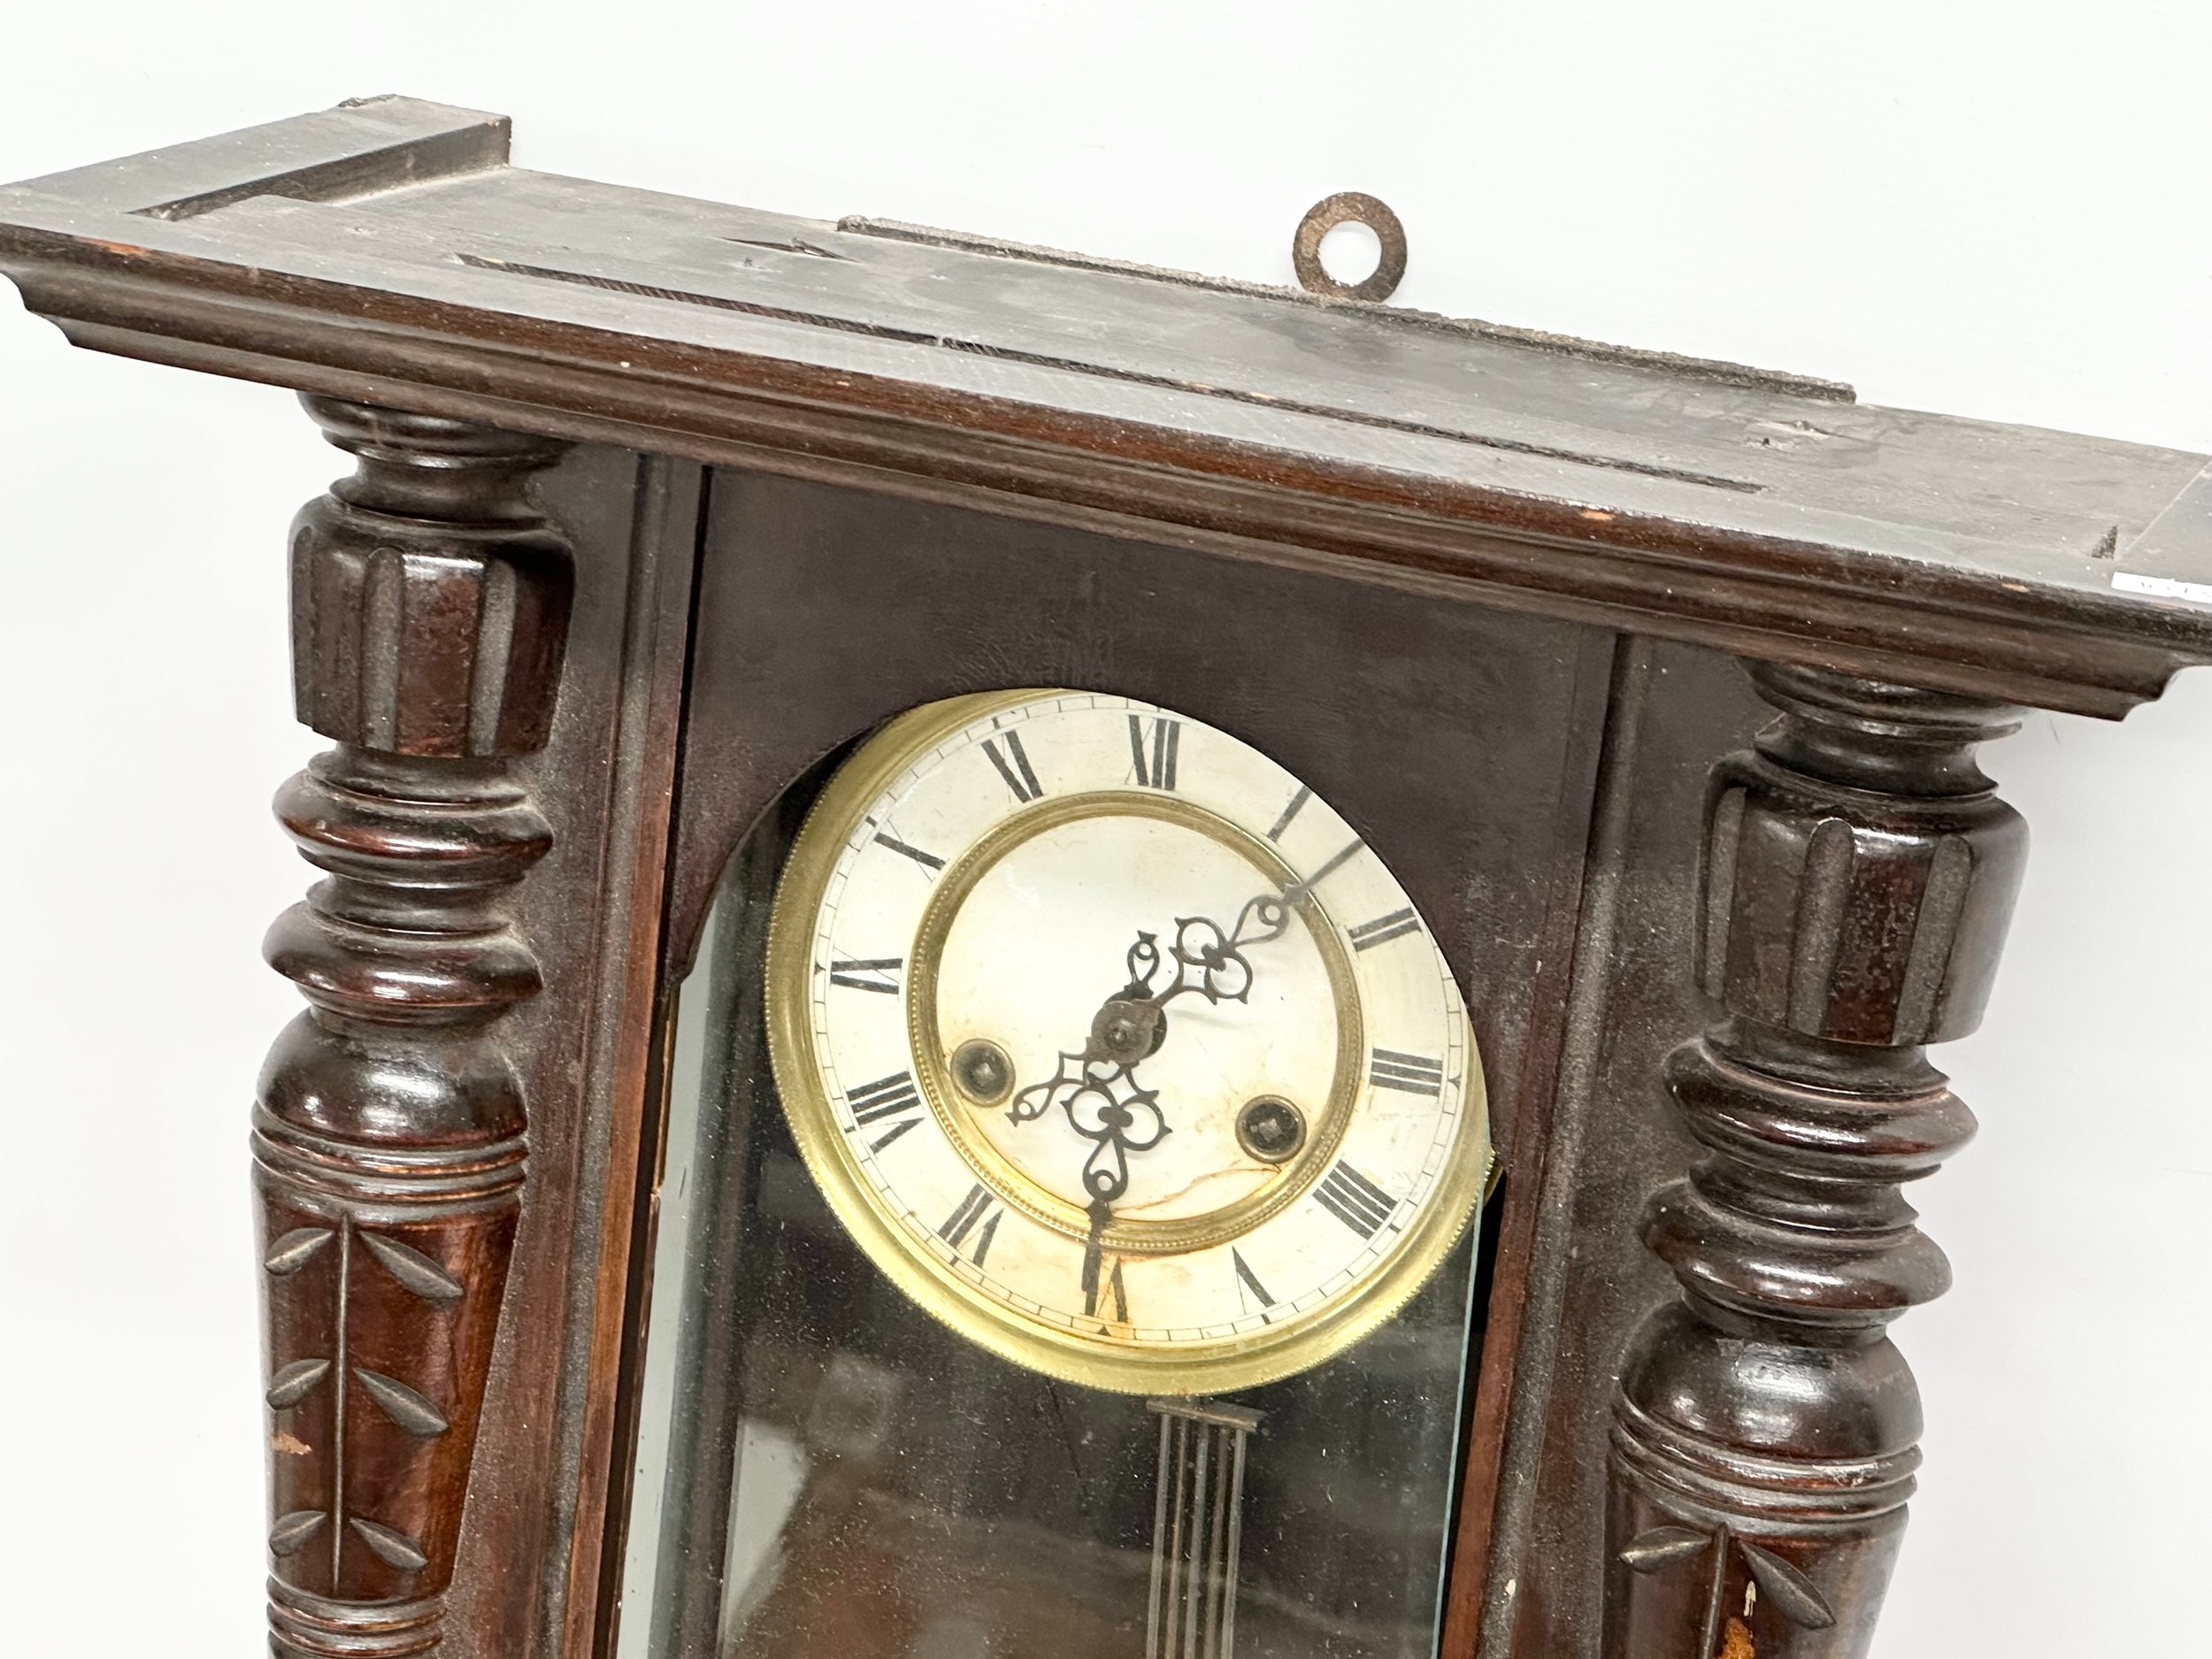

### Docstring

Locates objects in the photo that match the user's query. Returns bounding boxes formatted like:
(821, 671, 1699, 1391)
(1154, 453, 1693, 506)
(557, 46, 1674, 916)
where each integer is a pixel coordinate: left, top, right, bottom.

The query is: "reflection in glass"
(619, 803, 1487, 1659)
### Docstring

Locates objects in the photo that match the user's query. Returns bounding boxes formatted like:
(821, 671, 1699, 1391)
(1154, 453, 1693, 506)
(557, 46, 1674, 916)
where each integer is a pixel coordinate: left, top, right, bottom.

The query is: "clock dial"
(765, 689, 1491, 1393)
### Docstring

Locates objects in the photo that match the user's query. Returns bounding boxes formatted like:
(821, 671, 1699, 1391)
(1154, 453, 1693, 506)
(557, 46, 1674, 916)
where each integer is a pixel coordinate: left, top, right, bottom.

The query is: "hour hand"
(1002, 932, 1168, 1126)
(1079, 1192, 1114, 1317)
(1065, 1070, 1168, 1203)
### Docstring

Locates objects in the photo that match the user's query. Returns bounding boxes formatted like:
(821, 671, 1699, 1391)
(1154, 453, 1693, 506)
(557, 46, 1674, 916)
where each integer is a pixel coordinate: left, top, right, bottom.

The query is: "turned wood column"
(252, 398, 572, 1658)
(1604, 664, 2027, 1659)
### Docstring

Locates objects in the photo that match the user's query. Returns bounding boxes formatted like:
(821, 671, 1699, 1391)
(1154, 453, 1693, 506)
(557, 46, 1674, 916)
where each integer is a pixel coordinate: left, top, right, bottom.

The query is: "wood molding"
(254, 397, 572, 1656)
(7, 98, 2212, 719)
(10, 274, 2197, 721)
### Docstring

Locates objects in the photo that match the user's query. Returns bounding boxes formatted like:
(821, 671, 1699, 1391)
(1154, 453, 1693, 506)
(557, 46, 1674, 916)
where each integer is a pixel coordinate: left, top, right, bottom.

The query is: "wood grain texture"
(657, 473, 1613, 1654)
(1601, 665, 2024, 1659)
(7, 100, 2212, 717)
(256, 398, 572, 1655)
(1444, 637, 1655, 1659)
(2, 99, 2200, 1659)
(431, 447, 704, 1659)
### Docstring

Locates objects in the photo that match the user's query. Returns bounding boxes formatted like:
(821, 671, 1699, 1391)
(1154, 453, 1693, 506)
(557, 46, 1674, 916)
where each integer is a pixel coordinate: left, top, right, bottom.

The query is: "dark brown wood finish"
(654, 472, 1614, 1656)
(1601, 666, 2021, 1659)
(256, 398, 572, 1656)
(4, 99, 2208, 1659)
(252, 397, 703, 1659)
(444, 446, 703, 1659)
(1440, 638, 1657, 1659)
(7, 100, 2212, 719)
(1467, 641, 1749, 1659)
(1456, 650, 2028, 1659)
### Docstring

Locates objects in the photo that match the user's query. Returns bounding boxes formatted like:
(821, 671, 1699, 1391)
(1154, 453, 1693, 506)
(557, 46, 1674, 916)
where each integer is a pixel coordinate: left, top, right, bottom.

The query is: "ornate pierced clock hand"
(1138, 887, 1299, 1013)
(1006, 881, 1305, 1294)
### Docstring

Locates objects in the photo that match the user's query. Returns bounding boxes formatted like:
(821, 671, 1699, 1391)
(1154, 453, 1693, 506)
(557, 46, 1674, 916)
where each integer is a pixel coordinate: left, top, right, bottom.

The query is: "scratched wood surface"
(6, 97, 2212, 714)
(6, 96, 2209, 1659)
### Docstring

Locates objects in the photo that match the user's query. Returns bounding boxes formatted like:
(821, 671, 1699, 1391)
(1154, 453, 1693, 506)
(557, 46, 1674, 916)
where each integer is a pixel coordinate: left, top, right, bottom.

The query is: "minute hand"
(1072, 883, 1299, 1082)
(1002, 885, 1301, 1249)
(1141, 886, 1299, 1013)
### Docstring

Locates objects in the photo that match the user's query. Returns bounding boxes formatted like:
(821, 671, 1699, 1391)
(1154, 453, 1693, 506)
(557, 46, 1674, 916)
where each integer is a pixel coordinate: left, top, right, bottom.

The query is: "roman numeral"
(1314, 1161, 1397, 1239)
(828, 956, 902, 994)
(940, 1183, 1002, 1267)
(1127, 714, 1181, 790)
(1370, 1048, 1445, 1096)
(1232, 1248, 1276, 1315)
(1084, 1256, 1129, 1322)
(1301, 836, 1366, 888)
(981, 731, 1043, 803)
(844, 1071, 924, 1153)
(872, 830, 944, 871)
(1266, 785, 1312, 842)
(1348, 908, 1421, 951)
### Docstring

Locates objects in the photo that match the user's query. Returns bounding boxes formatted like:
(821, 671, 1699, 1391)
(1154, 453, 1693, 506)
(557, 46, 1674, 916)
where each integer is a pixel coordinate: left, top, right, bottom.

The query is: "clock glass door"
(618, 692, 1500, 1659)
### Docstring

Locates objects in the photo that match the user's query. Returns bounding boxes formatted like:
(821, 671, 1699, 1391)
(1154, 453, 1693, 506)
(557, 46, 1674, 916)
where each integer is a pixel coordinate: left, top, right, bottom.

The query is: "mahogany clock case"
(9, 96, 2212, 1659)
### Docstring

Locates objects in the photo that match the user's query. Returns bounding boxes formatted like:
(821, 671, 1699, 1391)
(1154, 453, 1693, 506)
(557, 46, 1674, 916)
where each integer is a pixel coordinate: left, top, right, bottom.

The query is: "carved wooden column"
(1605, 664, 2027, 1659)
(252, 398, 572, 1658)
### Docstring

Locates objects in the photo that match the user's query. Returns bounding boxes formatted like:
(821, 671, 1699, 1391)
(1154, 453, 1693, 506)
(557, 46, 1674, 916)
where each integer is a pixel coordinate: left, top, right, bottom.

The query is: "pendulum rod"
(1145, 1397, 1263, 1659)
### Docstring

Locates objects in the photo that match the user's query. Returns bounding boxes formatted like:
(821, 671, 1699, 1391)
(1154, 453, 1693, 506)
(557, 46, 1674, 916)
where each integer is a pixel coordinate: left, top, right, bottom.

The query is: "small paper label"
(2113, 571, 2212, 606)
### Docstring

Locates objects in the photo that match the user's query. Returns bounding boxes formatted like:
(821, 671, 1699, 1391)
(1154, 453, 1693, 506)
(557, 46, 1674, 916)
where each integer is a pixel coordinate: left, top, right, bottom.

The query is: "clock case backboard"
(6, 96, 2212, 1659)
(635, 472, 1614, 1657)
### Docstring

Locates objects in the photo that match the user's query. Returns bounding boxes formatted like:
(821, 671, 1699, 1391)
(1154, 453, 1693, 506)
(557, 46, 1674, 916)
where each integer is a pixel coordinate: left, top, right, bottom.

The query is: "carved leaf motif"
(268, 1509, 327, 1557)
(264, 1227, 335, 1276)
(1620, 1525, 1711, 1571)
(361, 1232, 465, 1304)
(349, 1517, 429, 1572)
(265, 1357, 332, 1409)
(1739, 1540, 1835, 1630)
(353, 1367, 450, 1438)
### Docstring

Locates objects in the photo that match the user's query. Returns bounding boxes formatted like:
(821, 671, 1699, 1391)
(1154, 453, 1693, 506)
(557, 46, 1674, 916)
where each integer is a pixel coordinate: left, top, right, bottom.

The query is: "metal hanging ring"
(1291, 192, 1408, 303)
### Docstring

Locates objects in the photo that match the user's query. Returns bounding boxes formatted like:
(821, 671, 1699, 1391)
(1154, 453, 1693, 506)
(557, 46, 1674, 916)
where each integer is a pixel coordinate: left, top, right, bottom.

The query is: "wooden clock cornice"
(5, 96, 2212, 719)
(6, 96, 2208, 1659)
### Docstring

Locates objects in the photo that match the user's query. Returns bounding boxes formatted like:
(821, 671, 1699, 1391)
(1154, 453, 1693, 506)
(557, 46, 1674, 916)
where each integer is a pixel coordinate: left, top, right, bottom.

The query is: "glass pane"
(620, 823, 1491, 1659)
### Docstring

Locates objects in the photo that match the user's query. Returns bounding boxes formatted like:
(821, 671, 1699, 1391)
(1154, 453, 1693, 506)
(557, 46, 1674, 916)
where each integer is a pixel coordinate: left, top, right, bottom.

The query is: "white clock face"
(764, 689, 1490, 1394)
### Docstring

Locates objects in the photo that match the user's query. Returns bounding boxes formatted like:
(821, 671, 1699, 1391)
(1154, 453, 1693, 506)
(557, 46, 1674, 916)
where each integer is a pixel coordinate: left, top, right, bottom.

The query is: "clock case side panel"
(424, 443, 704, 1659)
(646, 471, 1622, 1655)
(1478, 642, 1772, 1659)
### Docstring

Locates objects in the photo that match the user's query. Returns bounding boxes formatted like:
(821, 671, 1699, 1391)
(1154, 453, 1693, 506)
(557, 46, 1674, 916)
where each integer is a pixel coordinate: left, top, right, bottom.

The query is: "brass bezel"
(764, 689, 1494, 1395)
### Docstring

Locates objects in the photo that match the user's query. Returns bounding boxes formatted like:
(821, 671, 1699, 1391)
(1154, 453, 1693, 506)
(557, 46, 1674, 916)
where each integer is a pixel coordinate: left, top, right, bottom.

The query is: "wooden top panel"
(6, 96, 2211, 714)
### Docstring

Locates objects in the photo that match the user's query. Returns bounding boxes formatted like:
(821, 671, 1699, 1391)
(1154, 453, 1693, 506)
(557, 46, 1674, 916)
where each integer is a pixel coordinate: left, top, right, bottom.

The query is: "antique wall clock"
(4, 96, 2210, 1659)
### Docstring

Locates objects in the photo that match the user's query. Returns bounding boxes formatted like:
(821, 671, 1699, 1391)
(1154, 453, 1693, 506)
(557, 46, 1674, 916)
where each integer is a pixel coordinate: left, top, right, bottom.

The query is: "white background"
(2, 6, 2207, 1655)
